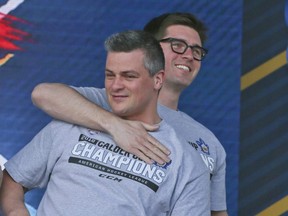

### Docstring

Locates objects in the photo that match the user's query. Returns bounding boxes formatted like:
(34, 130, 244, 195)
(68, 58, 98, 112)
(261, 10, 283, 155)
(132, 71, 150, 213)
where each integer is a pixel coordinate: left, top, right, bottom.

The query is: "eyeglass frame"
(159, 37, 208, 61)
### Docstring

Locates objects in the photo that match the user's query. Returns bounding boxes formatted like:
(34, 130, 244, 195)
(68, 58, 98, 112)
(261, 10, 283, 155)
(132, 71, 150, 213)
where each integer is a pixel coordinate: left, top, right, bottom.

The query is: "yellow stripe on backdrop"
(256, 195, 288, 216)
(241, 51, 287, 91)
(241, 50, 287, 215)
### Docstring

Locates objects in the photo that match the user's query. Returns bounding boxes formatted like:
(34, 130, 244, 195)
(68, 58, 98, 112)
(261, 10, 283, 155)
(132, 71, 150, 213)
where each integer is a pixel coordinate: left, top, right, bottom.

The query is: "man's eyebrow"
(122, 70, 139, 74)
(110, 69, 139, 73)
(169, 37, 202, 46)
(105, 68, 114, 73)
(121, 70, 141, 77)
(105, 69, 139, 75)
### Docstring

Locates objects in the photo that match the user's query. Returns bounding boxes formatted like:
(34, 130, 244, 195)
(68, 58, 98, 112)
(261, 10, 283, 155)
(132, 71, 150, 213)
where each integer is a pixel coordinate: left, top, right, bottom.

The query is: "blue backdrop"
(0, 1, 241, 215)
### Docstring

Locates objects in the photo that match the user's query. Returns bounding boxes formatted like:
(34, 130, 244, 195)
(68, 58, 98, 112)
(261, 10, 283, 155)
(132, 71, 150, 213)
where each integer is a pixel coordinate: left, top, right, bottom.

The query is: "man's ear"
(154, 70, 165, 90)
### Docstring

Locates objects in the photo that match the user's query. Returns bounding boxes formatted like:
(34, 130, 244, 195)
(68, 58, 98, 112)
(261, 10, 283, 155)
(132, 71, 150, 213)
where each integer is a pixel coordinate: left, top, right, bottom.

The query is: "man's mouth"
(111, 94, 127, 101)
(175, 64, 191, 72)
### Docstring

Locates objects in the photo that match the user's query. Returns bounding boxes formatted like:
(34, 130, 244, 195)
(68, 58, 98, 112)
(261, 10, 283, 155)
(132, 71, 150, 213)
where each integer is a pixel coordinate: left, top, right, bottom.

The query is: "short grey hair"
(104, 30, 165, 76)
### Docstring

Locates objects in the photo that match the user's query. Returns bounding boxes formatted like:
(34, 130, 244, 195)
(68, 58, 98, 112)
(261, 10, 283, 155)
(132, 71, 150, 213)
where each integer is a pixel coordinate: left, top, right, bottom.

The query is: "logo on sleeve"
(188, 138, 214, 172)
(196, 138, 210, 155)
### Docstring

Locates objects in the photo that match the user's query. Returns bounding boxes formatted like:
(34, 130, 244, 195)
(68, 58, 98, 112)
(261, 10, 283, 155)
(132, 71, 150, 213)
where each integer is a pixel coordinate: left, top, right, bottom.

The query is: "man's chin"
(111, 108, 128, 117)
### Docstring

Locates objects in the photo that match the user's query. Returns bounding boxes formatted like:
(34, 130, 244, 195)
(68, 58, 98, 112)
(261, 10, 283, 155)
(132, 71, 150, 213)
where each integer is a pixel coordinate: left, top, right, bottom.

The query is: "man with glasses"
(32, 13, 227, 215)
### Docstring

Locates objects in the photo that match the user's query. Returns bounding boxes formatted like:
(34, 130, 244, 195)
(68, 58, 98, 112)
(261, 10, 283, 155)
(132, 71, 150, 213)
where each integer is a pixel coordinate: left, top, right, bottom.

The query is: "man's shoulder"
(156, 120, 208, 170)
(158, 104, 218, 138)
(71, 86, 110, 110)
(158, 105, 225, 154)
(178, 112, 225, 152)
(72, 86, 106, 97)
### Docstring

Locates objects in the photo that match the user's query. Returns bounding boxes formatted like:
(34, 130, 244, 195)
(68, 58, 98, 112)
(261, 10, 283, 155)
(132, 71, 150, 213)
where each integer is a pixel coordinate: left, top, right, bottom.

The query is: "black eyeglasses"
(159, 37, 208, 61)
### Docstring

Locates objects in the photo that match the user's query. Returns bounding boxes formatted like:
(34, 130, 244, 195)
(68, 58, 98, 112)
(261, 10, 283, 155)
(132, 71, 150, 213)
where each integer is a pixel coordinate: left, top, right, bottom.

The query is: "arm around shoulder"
(32, 83, 91, 122)
(31, 83, 114, 131)
(31, 83, 170, 165)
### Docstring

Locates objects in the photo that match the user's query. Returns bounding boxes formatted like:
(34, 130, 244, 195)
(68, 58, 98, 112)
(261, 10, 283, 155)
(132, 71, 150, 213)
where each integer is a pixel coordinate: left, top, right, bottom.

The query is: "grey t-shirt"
(6, 89, 210, 216)
(157, 104, 227, 211)
(74, 87, 227, 211)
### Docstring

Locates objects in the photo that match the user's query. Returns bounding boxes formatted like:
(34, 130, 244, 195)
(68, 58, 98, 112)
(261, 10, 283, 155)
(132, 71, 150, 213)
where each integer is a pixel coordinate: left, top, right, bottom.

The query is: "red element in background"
(0, 12, 32, 51)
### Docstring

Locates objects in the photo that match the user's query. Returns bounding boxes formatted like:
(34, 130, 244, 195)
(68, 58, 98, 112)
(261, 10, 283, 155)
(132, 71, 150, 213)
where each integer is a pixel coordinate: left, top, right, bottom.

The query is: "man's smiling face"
(160, 25, 202, 91)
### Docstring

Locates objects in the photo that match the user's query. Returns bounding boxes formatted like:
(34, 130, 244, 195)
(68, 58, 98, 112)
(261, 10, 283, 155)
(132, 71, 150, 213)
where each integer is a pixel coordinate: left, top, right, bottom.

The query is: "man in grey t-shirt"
(0, 30, 210, 216)
(32, 13, 227, 214)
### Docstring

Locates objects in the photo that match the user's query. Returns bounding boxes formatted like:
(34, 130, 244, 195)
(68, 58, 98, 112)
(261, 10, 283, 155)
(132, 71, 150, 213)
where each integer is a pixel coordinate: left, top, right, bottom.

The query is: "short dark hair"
(104, 30, 165, 76)
(144, 12, 207, 45)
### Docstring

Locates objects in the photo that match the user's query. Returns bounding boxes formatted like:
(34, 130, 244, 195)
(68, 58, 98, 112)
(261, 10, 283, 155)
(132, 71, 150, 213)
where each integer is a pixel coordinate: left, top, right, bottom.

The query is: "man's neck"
(123, 101, 162, 125)
(158, 87, 181, 110)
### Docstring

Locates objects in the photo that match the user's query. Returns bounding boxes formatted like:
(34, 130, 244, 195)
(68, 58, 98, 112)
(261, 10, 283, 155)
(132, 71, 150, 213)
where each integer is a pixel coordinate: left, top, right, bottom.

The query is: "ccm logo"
(99, 174, 122, 182)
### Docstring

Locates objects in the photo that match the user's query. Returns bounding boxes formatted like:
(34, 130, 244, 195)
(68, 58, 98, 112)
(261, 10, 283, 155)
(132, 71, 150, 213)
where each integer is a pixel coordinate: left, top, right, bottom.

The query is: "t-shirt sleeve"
(5, 120, 64, 189)
(210, 139, 227, 211)
(71, 86, 111, 111)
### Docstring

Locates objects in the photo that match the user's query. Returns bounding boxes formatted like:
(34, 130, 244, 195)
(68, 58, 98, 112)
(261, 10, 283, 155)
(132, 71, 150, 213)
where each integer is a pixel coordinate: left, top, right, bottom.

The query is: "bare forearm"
(31, 83, 116, 133)
(1, 207, 29, 216)
(0, 171, 29, 216)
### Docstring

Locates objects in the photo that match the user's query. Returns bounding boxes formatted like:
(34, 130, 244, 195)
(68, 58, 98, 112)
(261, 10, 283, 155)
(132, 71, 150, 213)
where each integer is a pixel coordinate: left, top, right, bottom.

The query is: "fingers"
(123, 140, 171, 165)
(139, 122, 171, 164)
(147, 135, 170, 156)
(110, 120, 171, 165)
(136, 136, 171, 165)
(146, 138, 170, 164)
(132, 150, 154, 165)
(142, 122, 160, 132)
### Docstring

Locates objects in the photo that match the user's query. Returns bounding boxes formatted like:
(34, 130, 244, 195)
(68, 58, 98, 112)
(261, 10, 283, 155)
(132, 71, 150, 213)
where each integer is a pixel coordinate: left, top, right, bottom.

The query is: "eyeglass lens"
(170, 40, 205, 60)
(159, 38, 207, 61)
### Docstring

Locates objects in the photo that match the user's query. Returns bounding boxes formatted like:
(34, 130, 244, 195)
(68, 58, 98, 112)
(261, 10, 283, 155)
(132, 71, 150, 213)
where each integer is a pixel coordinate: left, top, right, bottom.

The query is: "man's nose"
(181, 47, 194, 60)
(111, 76, 124, 90)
